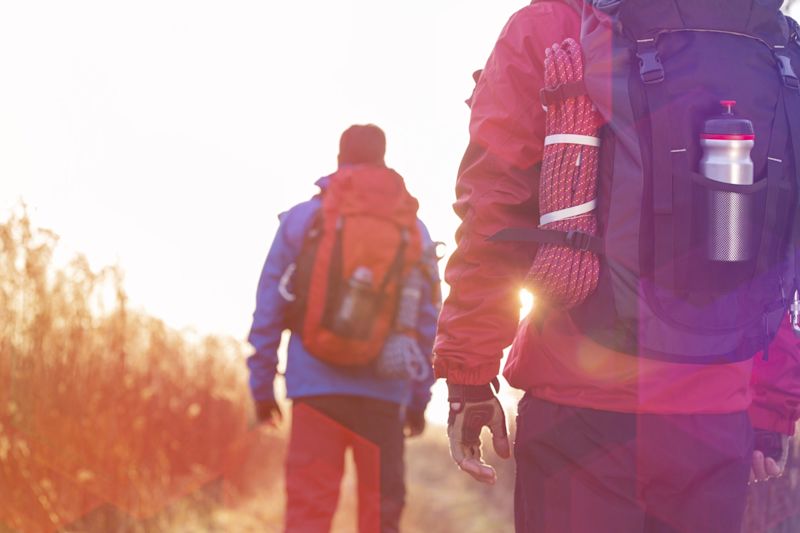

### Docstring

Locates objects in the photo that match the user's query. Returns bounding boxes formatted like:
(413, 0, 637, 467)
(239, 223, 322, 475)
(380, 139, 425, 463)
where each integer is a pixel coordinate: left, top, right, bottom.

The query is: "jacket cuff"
(249, 372, 277, 403)
(408, 390, 431, 412)
(433, 356, 499, 385)
(749, 402, 797, 436)
(447, 381, 496, 402)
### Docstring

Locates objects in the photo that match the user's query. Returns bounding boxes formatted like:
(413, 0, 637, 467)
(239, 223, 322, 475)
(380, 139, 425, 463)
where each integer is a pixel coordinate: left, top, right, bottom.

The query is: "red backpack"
(287, 165, 422, 366)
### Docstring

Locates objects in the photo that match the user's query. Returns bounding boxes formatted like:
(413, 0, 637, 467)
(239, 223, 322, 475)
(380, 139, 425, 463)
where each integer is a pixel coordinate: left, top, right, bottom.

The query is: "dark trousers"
(284, 395, 405, 533)
(514, 395, 753, 533)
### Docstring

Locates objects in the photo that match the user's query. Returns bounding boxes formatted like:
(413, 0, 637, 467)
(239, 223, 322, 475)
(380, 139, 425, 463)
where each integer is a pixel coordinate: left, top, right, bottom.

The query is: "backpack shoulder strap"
(535, 0, 582, 14)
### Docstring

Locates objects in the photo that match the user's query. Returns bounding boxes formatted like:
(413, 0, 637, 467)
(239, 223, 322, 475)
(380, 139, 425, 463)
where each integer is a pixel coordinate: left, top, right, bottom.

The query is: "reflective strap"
(544, 134, 601, 147)
(540, 199, 598, 226)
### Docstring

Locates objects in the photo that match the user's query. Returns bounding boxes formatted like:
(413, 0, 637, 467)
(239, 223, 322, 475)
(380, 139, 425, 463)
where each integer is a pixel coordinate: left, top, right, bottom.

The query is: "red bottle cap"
(720, 100, 737, 114)
(703, 100, 754, 140)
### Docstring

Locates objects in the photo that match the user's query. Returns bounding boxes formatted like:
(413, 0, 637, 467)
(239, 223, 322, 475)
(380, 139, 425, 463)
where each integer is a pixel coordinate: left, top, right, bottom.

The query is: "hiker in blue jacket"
(247, 124, 440, 533)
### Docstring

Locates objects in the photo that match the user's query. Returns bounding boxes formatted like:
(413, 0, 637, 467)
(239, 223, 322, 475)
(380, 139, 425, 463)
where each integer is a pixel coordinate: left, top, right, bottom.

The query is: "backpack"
(512, 0, 800, 363)
(286, 165, 422, 366)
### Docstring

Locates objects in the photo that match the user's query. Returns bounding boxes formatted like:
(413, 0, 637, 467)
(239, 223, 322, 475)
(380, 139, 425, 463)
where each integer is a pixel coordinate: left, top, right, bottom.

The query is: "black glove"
(446, 380, 510, 485)
(254, 399, 282, 427)
(404, 408, 426, 438)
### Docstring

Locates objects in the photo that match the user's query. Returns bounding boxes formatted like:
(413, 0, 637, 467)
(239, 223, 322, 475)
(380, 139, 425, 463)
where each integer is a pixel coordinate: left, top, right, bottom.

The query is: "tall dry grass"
(0, 209, 255, 532)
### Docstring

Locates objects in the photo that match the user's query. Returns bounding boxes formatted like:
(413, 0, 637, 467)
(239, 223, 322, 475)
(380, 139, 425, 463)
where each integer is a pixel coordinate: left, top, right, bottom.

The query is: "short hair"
(338, 124, 386, 166)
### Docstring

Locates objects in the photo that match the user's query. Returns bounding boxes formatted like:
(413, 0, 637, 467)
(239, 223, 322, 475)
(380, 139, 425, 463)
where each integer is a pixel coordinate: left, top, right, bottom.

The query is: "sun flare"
(519, 288, 535, 319)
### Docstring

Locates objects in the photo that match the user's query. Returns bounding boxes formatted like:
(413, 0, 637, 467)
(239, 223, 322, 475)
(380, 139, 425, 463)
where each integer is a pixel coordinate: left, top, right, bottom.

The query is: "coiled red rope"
(527, 38, 601, 309)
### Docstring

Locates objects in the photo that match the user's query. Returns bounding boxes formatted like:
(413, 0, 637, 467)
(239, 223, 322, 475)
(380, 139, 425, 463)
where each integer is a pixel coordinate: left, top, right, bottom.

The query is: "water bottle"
(332, 266, 375, 339)
(701, 100, 755, 262)
(395, 267, 423, 331)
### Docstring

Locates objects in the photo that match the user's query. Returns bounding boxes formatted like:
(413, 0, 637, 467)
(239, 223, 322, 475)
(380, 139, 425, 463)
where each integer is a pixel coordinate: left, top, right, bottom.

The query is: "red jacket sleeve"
(749, 316, 800, 435)
(433, 2, 581, 384)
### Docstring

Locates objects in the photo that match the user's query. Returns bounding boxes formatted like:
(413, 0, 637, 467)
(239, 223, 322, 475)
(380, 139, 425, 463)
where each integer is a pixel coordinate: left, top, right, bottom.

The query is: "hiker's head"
(338, 124, 386, 167)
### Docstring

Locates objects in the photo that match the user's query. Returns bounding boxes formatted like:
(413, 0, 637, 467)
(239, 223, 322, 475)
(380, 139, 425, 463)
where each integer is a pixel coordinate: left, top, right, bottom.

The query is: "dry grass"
(2, 207, 799, 533)
(0, 209, 252, 532)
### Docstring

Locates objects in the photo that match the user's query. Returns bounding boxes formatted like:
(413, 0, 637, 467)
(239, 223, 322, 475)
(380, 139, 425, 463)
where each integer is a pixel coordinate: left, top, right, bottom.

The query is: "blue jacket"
(247, 176, 440, 411)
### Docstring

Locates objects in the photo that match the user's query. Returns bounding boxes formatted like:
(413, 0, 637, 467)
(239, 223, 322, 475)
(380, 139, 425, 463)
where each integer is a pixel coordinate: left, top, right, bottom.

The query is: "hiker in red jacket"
(436, 1, 800, 532)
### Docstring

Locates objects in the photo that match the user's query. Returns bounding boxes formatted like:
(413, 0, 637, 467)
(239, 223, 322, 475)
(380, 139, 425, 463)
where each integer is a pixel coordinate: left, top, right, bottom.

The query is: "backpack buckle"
(636, 43, 664, 84)
(565, 230, 592, 252)
(776, 54, 800, 89)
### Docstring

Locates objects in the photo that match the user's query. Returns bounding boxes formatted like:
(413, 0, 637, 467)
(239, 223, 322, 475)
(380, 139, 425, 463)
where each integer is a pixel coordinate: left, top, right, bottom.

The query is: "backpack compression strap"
(540, 80, 588, 108)
(489, 227, 604, 255)
(636, 38, 690, 291)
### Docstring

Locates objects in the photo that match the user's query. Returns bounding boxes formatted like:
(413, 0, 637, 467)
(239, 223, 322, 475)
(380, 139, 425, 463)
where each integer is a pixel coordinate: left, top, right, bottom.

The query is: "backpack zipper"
(652, 28, 782, 60)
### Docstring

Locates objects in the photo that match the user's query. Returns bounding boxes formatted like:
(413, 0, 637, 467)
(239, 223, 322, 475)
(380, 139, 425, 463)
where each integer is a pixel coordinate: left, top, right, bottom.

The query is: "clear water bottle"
(701, 100, 755, 262)
(395, 267, 423, 331)
(332, 266, 375, 339)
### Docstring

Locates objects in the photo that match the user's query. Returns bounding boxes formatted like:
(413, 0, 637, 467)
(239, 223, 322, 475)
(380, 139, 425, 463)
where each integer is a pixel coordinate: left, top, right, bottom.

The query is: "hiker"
(436, 1, 800, 532)
(247, 124, 440, 533)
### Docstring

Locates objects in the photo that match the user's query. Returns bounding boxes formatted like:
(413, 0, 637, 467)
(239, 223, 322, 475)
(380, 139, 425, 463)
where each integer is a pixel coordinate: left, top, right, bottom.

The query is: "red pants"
(284, 396, 405, 533)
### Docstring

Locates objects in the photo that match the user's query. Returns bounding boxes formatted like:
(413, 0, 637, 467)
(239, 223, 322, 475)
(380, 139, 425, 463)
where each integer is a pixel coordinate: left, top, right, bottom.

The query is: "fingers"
(488, 399, 511, 459)
(448, 429, 496, 484)
(765, 457, 782, 477)
(751, 451, 784, 483)
(448, 426, 466, 465)
(752, 451, 768, 481)
(491, 433, 511, 460)
(458, 442, 496, 485)
(459, 456, 498, 485)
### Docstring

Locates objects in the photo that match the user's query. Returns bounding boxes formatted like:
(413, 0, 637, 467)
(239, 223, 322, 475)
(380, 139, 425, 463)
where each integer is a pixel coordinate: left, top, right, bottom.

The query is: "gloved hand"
(447, 380, 510, 485)
(404, 408, 426, 438)
(254, 399, 282, 429)
(750, 429, 790, 483)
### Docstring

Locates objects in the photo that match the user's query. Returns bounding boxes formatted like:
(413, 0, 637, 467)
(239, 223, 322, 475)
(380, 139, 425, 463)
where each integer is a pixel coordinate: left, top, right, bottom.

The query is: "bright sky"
(0, 0, 532, 340)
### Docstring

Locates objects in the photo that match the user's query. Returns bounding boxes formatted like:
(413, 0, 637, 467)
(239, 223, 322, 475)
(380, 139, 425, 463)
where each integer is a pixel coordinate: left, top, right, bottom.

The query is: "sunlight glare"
(519, 288, 535, 320)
